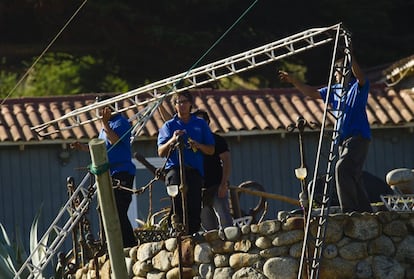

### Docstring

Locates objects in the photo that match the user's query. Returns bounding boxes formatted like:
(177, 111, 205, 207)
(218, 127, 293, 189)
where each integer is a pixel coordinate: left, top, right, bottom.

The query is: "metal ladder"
(14, 174, 95, 279)
(18, 23, 347, 278)
(298, 25, 353, 278)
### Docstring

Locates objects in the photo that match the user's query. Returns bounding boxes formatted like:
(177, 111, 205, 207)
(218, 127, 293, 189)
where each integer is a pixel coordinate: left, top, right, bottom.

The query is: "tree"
(1, 0, 413, 96)
(0, 53, 129, 98)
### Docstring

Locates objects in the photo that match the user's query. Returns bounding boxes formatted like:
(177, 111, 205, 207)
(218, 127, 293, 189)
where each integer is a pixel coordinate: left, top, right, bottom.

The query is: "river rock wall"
(75, 211, 414, 279)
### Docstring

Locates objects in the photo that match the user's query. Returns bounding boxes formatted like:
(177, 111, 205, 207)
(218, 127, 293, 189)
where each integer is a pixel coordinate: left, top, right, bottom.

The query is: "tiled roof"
(1, 85, 414, 144)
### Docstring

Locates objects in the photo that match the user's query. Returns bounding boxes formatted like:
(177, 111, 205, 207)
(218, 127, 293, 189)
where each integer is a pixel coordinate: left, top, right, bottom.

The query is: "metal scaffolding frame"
(17, 23, 351, 278)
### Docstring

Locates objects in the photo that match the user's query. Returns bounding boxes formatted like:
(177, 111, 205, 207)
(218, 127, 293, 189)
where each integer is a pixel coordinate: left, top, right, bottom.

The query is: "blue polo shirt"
(319, 79, 371, 142)
(157, 114, 215, 177)
(99, 114, 136, 176)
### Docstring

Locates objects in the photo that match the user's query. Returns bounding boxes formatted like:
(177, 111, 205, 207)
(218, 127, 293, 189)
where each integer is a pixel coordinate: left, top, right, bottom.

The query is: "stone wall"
(75, 211, 414, 279)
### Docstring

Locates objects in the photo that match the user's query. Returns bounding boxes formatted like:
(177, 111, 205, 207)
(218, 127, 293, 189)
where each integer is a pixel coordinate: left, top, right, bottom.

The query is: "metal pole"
(176, 136, 189, 235)
(297, 116, 309, 210)
(296, 116, 310, 279)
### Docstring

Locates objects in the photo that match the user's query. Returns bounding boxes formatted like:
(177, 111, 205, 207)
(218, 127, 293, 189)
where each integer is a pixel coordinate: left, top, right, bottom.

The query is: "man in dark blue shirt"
(279, 52, 372, 213)
(71, 96, 137, 247)
(157, 91, 215, 235)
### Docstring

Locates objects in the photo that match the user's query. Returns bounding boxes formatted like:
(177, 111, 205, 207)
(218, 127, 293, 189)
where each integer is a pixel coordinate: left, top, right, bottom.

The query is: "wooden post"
(88, 139, 128, 278)
(229, 186, 300, 206)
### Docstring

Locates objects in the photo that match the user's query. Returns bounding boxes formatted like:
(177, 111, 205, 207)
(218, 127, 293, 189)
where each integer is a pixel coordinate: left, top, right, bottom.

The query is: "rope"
(88, 162, 110, 175)
(0, 0, 88, 106)
(113, 177, 156, 195)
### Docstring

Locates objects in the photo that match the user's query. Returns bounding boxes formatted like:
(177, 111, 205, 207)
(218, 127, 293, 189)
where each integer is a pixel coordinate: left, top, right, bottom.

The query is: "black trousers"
(112, 172, 137, 247)
(165, 167, 203, 235)
(336, 136, 372, 213)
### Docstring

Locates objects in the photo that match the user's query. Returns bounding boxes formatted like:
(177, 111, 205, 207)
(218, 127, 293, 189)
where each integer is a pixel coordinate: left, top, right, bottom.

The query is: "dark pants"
(165, 167, 203, 235)
(336, 136, 372, 213)
(112, 172, 137, 247)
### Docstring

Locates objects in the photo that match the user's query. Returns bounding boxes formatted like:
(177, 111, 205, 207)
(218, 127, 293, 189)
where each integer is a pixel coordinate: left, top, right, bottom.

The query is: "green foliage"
(2, 1, 413, 95)
(0, 208, 60, 279)
(279, 61, 308, 84)
(0, 53, 130, 98)
(216, 75, 263, 90)
(0, 223, 20, 278)
(0, 71, 19, 98)
(22, 53, 83, 96)
(0, 57, 19, 98)
(100, 74, 129, 93)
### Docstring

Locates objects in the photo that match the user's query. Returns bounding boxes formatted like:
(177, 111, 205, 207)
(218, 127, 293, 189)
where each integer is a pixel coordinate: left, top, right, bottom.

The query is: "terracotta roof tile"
(366, 105, 376, 126)
(26, 103, 42, 128)
(255, 96, 282, 130)
(217, 96, 236, 132)
(390, 94, 413, 123)
(0, 86, 414, 143)
(268, 95, 292, 128)
(400, 90, 414, 114)
(0, 125, 8, 141)
(14, 104, 32, 141)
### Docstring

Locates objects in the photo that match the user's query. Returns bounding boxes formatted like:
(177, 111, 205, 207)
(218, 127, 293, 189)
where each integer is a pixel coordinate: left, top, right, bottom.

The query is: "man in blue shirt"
(279, 52, 372, 213)
(158, 91, 215, 235)
(71, 96, 137, 247)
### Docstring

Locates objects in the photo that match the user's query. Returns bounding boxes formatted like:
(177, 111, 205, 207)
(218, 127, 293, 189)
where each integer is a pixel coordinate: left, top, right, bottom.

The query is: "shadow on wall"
(311, 171, 395, 206)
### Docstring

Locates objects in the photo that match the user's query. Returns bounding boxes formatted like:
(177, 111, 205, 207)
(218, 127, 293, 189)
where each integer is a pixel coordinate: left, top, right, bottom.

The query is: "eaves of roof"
(0, 85, 414, 146)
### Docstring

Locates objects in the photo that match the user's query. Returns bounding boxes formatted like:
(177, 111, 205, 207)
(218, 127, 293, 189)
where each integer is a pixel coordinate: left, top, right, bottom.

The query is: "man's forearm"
(351, 56, 366, 86)
(291, 79, 321, 99)
(102, 122, 120, 144)
(158, 140, 173, 157)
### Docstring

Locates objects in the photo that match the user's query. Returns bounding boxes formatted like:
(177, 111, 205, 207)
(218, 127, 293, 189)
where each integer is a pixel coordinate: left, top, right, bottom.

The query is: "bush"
(0, 53, 130, 98)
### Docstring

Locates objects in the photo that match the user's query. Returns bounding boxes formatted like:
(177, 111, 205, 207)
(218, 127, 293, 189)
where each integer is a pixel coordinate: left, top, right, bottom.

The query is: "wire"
(108, 0, 260, 153)
(123, 0, 260, 142)
(183, 0, 260, 79)
(0, 0, 88, 106)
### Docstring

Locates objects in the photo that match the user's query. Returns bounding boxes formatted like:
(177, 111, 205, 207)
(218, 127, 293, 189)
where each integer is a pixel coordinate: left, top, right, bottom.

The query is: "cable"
(108, 0, 260, 153)
(183, 0, 260, 80)
(1, 0, 88, 106)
